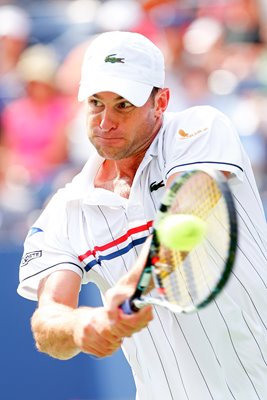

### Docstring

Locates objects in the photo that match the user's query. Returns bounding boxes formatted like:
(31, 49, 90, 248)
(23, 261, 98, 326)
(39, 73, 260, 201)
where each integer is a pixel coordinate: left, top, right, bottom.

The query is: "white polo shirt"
(18, 106, 267, 400)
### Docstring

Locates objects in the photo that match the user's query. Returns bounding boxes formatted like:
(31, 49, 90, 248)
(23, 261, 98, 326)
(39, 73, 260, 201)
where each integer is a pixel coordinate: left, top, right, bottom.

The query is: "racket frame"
(121, 169, 238, 315)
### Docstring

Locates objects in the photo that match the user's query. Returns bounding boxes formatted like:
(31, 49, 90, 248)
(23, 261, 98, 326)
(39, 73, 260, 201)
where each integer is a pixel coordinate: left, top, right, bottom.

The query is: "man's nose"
(99, 109, 116, 131)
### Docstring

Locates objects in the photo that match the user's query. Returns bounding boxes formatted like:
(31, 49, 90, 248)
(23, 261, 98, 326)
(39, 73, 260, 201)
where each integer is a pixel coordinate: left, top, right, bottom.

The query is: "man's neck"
(94, 154, 145, 198)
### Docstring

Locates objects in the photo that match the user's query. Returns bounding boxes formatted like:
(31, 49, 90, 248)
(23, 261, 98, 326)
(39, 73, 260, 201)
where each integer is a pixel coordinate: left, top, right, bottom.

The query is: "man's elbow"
(30, 309, 79, 360)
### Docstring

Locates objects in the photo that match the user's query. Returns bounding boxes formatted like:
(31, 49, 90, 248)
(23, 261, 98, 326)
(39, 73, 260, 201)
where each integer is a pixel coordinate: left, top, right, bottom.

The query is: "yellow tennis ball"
(157, 214, 206, 251)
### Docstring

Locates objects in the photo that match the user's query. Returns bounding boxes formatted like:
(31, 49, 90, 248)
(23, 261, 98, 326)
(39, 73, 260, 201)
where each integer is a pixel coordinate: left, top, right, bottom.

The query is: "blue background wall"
(0, 248, 136, 400)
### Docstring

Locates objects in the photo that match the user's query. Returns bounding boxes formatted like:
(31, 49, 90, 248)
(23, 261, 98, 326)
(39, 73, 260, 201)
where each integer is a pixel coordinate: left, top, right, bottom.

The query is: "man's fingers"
(111, 305, 153, 337)
(80, 330, 123, 356)
(105, 287, 134, 311)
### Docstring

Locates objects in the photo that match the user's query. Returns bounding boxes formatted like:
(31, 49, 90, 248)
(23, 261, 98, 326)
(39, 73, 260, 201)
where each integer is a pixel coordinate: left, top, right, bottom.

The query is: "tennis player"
(18, 31, 267, 400)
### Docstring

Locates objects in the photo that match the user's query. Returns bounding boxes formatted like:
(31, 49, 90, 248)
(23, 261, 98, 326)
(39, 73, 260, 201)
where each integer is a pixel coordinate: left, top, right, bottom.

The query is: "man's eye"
(118, 101, 133, 109)
(88, 99, 102, 107)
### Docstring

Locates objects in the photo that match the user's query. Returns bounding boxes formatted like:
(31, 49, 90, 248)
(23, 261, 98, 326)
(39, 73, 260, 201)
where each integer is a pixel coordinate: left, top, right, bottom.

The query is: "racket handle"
(120, 298, 142, 314)
(120, 299, 135, 315)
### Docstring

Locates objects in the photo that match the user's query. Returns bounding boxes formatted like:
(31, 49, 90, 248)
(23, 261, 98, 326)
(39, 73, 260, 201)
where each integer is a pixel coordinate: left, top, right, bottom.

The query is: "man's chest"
(94, 176, 132, 199)
(68, 166, 166, 279)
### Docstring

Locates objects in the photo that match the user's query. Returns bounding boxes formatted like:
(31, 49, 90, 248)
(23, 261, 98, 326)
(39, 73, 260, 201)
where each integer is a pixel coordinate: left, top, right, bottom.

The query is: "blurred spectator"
(258, 0, 267, 43)
(1, 44, 75, 184)
(196, 0, 262, 43)
(0, 43, 77, 243)
(0, 5, 31, 116)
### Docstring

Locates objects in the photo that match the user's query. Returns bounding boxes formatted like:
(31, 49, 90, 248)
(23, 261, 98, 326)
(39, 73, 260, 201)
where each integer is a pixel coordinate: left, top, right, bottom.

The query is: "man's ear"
(155, 88, 170, 117)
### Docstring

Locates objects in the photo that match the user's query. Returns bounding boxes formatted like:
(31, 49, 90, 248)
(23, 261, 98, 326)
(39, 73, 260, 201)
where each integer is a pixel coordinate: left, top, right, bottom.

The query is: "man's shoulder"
(164, 105, 221, 123)
(162, 106, 224, 136)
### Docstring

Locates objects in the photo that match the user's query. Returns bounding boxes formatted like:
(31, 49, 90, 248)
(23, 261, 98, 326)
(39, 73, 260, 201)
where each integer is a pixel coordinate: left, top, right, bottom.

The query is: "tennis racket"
(121, 169, 238, 315)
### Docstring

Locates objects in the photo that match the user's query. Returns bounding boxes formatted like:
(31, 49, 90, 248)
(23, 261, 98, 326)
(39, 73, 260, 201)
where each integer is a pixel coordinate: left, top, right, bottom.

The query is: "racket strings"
(154, 172, 231, 309)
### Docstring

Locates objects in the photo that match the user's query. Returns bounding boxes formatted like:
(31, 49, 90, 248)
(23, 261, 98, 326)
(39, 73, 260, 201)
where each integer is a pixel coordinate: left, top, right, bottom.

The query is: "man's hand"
(73, 302, 153, 358)
(73, 306, 123, 357)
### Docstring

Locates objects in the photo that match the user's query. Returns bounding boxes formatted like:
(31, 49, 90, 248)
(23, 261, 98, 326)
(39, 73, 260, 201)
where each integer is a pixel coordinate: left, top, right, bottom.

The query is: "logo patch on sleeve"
(20, 250, 42, 267)
(178, 127, 208, 139)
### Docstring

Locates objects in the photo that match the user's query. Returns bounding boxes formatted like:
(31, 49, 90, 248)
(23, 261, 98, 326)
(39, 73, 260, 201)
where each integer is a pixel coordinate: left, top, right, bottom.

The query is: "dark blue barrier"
(0, 248, 135, 400)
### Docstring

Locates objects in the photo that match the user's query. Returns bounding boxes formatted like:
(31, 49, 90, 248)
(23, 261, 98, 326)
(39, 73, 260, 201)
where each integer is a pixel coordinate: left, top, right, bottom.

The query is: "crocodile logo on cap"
(105, 54, 125, 63)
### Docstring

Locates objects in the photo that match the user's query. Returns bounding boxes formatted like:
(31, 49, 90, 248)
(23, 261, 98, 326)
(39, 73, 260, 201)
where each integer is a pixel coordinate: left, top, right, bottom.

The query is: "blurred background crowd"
(0, 0, 267, 249)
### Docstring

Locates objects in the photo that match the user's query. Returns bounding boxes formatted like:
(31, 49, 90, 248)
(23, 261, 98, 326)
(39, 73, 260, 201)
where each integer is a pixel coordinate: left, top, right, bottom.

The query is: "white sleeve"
(17, 191, 84, 301)
(161, 106, 245, 182)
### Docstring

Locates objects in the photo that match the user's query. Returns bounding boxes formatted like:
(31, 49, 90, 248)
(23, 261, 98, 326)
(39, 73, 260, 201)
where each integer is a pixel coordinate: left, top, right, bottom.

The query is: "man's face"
(85, 91, 160, 160)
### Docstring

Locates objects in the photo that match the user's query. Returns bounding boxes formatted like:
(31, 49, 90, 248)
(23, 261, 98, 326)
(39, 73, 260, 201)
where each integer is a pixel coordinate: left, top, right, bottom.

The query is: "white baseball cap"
(78, 31, 165, 107)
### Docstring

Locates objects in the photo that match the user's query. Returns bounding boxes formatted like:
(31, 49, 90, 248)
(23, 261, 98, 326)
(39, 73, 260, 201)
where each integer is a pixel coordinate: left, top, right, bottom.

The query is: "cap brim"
(78, 75, 153, 107)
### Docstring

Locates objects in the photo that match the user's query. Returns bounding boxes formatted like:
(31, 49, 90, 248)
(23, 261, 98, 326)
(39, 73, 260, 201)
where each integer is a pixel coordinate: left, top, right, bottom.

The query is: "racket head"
(127, 169, 238, 314)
